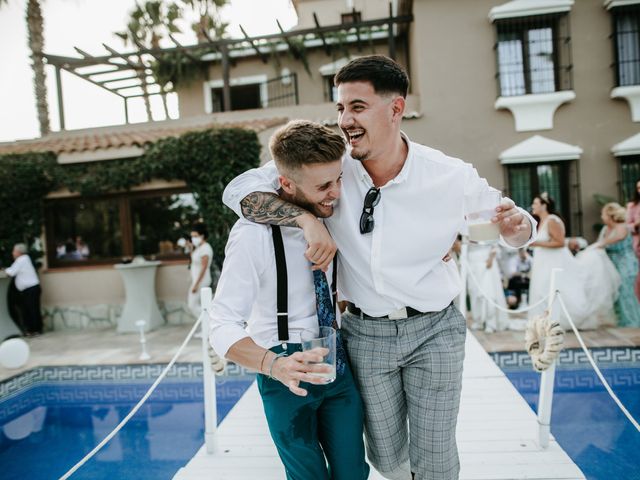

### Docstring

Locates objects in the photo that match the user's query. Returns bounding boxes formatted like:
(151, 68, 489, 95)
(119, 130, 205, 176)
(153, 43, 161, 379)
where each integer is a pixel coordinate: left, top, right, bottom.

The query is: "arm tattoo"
(240, 192, 308, 227)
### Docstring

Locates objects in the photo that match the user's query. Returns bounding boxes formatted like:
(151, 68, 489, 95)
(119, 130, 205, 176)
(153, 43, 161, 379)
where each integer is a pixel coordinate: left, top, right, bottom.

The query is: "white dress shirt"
(5, 254, 40, 291)
(209, 219, 336, 357)
(223, 132, 536, 317)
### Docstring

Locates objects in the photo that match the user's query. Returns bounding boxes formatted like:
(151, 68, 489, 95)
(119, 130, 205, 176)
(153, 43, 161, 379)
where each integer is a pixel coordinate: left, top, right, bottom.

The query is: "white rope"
(58, 317, 204, 480)
(556, 293, 640, 433)
(463, 258, 549, 314)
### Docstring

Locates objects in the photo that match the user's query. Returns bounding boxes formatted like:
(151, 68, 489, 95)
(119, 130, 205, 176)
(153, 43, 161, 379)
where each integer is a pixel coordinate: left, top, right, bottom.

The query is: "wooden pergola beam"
(312, 13, 331, 56)
(239, 25, 269, 63)
(45, 14, 412, 67)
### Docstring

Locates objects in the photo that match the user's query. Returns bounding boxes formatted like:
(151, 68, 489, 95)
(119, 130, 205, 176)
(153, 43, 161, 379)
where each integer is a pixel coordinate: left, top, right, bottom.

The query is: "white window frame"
(203, 74, 268, 114)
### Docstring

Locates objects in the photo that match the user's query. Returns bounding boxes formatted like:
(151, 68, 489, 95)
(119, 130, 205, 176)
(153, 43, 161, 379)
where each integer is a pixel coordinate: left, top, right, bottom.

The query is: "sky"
(0, 0, 298, 142)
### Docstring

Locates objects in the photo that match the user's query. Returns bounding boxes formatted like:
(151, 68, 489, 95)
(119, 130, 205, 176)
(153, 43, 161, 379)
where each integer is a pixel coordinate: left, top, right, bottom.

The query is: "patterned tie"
(313, 269, 346, 375)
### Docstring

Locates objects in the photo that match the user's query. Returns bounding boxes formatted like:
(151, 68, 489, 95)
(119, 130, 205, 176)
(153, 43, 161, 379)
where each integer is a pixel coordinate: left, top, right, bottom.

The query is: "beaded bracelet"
(268, 351, 288, 380)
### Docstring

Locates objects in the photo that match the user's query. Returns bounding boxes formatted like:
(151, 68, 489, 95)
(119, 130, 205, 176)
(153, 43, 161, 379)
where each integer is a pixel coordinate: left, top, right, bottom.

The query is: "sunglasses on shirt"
(359, 187, 381, 234)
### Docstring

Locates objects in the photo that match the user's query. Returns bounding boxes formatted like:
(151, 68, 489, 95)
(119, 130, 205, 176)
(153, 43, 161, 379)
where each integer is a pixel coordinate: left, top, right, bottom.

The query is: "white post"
(458, 237, 469, 319)
(200, 287, 218, 454)
(537, 267, 562, 449)
(135, 320, 151, 361)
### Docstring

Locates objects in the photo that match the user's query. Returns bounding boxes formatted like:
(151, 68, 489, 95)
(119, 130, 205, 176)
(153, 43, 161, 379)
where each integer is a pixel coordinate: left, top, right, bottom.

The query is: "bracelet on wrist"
(268, 351, 287, 379)
(259, 349, 270, 373)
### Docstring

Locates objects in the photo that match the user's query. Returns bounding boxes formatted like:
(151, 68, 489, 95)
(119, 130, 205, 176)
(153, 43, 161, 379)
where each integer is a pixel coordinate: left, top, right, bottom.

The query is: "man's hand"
(297, 214, 337, 271)
(271, 348, 333, 396)
(492, 198, 531, 246)
(191, 285, 198, 294)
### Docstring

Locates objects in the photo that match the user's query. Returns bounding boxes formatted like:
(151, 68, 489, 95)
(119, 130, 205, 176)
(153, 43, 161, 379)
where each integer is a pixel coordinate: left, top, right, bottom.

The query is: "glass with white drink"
(465, 190, 501, 244)
(301, 326, 336, 383)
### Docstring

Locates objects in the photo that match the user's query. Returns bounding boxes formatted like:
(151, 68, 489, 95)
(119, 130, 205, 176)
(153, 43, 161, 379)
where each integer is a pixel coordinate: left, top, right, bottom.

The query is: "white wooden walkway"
(173, 333, 584, 480)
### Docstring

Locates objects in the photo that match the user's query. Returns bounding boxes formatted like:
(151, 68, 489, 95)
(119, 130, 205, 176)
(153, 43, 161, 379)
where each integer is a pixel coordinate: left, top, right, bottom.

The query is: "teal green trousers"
(256, 344, 370, 480)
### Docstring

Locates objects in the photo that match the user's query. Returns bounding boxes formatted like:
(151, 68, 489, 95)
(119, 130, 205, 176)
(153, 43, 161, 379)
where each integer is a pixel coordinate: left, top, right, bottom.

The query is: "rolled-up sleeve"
(222, 161, 281, 218)
(208, 222, 267, 357)
(462, 163, 537, 247)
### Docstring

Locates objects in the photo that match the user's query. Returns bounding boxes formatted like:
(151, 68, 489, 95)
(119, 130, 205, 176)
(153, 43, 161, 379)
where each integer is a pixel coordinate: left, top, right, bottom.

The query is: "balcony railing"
(263, 73, 299, 109)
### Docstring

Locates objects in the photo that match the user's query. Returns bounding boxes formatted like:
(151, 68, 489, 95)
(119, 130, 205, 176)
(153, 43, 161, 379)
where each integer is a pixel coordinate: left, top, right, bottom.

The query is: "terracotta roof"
(0, 117, 287, 156)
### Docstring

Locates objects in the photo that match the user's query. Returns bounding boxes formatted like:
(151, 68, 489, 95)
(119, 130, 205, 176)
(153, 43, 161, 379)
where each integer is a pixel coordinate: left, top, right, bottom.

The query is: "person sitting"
(506, 248, 531, 309)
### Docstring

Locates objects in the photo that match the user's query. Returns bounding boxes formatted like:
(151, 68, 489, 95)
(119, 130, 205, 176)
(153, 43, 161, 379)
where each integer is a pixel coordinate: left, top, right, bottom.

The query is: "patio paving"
(2, 323, 638, 383)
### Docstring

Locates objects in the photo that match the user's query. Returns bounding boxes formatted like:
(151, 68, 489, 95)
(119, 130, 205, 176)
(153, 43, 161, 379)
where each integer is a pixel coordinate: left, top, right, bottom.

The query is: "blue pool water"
(0, 365, 255, 480)
(495, 350, 640, 480)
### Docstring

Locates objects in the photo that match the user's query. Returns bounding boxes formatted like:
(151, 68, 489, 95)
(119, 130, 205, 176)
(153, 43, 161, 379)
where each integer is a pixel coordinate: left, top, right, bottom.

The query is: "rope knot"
(525, 310, 565, 372)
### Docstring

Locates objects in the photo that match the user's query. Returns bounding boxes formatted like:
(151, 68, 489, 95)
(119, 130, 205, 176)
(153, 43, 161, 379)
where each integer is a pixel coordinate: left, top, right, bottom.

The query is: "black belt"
(346, 302, 424, 320)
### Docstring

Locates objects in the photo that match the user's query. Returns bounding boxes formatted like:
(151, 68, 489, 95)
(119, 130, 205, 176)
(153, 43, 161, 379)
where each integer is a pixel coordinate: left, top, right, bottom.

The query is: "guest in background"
(467, 243, 509, 332)
(626, 179, 640, 301)
(187, 223, 213, 320)
(528, 194, 595, 329)
(506, 248, 531, 309)
(598, 202, 640, 327)
(2, 243, 43, 336)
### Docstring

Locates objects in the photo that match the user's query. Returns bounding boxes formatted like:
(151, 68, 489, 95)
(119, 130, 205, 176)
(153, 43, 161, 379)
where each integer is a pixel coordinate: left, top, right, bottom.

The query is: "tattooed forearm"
(240, 192, 309, 227)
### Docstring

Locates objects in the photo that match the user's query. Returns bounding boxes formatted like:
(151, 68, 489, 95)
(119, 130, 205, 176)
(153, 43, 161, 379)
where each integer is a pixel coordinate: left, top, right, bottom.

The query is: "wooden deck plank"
(174, 333, 585, 480)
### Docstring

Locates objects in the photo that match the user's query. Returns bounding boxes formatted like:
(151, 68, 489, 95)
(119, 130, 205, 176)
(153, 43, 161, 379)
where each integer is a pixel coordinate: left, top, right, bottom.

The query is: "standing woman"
(188, 223, 213, 320)
(598, 203, 640, 327)
(625, 179, 640, 300)
(528, 193, 593, 329)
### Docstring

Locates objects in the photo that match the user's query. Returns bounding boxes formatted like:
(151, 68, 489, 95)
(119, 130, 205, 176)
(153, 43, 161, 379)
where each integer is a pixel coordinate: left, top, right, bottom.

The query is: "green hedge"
(0, 127, 261, 269)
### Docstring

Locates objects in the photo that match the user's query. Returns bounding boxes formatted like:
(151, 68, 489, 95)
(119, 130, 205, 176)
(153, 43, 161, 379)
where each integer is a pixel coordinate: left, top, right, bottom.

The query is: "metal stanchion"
(200, 287, 218, 454)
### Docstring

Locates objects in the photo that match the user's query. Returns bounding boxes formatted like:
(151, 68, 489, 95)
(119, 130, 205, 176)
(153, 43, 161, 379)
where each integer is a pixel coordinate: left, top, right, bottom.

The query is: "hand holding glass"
(465, 191, 501, 244)
(301, 326, 337, 383)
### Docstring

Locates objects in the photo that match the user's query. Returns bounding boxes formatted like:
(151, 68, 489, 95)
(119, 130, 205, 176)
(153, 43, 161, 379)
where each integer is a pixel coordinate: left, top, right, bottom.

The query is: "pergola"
(43, 5, 413, 130)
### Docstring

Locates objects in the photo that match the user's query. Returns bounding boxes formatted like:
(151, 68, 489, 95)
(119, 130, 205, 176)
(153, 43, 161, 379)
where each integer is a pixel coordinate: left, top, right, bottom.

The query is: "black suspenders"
(271, 225, 338, 344)
(271, 225, 289, 343)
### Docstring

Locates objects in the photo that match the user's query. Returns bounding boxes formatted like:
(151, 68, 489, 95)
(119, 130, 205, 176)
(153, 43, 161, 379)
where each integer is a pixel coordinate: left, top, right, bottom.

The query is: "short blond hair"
(602, 202, 626, 223)
(269, 120, 345, 175)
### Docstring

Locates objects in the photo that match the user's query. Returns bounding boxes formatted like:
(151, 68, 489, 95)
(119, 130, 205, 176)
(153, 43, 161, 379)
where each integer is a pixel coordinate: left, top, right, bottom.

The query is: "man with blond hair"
(209, 120, 369, 480)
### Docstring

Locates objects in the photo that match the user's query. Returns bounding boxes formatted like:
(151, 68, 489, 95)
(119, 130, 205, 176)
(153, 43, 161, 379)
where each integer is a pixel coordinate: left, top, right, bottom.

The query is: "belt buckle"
(388, 307, 408, 320)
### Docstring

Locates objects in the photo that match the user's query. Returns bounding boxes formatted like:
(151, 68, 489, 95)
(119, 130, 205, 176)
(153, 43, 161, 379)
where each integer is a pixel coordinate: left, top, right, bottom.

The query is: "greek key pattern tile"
(0, 378, 254, 424)
(508, 369, 640, 393)
(492, 347, 640, 371)
(0, 362, 254, 400)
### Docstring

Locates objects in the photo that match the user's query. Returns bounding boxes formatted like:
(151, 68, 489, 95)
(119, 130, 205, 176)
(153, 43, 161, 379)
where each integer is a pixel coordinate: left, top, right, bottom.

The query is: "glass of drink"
(465, 191, 502, 244)
(300, 326, 336, 383)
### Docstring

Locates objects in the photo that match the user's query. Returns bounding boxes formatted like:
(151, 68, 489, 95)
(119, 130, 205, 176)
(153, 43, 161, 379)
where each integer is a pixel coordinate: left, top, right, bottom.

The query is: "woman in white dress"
(467, 243, 509, 332)
(188, 223, 214, 319)
(528, 194, 594, 329)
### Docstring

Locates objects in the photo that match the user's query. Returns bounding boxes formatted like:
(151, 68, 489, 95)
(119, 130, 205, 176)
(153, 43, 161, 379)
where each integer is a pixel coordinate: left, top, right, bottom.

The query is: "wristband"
(268, 351, 288, 380)
(259, 349, 270, 372)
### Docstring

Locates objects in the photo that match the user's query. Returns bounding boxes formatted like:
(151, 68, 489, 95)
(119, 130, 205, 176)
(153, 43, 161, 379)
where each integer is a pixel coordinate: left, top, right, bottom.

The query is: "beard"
(291, 190, 334, 218)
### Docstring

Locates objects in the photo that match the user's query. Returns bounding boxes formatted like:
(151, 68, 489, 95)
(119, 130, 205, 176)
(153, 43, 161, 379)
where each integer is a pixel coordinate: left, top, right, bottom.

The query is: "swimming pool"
(492, 348, 640, 480)
(0, 363, 255, 480)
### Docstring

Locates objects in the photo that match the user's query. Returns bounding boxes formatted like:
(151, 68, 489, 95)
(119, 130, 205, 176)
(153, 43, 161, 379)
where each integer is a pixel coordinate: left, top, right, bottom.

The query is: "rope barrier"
(463, 257, 640, 433)
(462, 258, 549, 314)
(556, 293, 640, 433)
(59, 316, 207, 479)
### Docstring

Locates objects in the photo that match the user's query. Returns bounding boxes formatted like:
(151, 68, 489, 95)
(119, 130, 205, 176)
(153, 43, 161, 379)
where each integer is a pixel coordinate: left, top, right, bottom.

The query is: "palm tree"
(0, 0, 51, 136)
(26, 0, 50, 135)
(116, 1, 181, 120)
(181, 0, 229, 43)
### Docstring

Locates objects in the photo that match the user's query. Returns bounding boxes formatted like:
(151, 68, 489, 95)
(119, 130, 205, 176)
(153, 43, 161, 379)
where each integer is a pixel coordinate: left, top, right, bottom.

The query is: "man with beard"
(209, 120, 369, 480)
(222, 56, 536, 480)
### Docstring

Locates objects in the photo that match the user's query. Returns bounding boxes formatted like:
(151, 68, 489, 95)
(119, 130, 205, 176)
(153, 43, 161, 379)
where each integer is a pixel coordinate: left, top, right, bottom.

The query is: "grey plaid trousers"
(341, 303, 466, 480)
